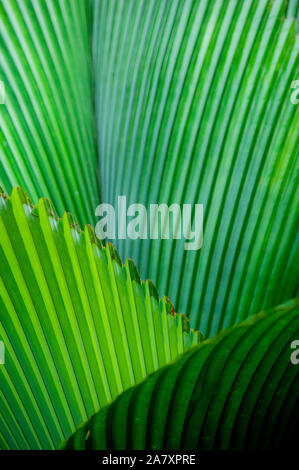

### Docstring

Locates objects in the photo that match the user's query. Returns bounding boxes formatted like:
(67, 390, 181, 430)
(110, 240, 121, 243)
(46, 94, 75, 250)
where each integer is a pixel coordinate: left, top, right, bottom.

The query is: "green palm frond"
(286, 0, 299, 31)
(92, 0, 299, 335)
(0, 187, 200, 449)
(0, 0, 298, 452)
(61, 298, 299, 450)
(0, 0, 99, 227)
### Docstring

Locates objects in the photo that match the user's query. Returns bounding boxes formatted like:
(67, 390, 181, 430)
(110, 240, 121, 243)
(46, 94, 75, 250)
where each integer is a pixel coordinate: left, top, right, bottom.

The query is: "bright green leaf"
(0, 0, 99, 227)
(0, 187, 200, 449)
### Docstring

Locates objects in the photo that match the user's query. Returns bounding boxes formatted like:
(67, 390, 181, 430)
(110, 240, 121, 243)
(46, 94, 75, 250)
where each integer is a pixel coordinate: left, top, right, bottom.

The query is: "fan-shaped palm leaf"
(0, 187, 200, 449)
(62, 298, 299, 450)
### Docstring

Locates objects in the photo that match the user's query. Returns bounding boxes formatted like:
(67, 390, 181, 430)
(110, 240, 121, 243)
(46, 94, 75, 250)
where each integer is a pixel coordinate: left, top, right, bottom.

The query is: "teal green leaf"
(92, 0, 299, 336)
(61, 298, 299, 450)
(0, 187, 200, 450)
(1, 0, 298, 336)
(287, 0, 299, 31)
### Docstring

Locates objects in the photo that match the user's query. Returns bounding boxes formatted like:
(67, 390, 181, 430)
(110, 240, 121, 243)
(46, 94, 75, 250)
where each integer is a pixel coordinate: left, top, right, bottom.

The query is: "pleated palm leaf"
(0, 0, 99, 227)
(62, 299, 299, 450)
(0, 187, 200, 449)
(0, 0, 298, 451)
(93, 0, 299, 335)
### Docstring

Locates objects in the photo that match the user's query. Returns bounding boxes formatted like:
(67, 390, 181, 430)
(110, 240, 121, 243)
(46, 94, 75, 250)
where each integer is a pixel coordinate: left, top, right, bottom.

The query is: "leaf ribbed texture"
(93, 0, 299, 336)
(286, 0, 299, 31)
(0, 0, 298, 452)
(0, 187, 200, 450)
(62, 298, 299, 450)
(0, 0, 99, 227)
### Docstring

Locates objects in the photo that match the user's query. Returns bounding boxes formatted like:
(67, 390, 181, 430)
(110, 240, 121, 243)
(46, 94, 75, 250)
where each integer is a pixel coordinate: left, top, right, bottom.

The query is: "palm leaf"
(0, 0, 99, 227)
(0, 187, 200, 449)
(92, 0, 299, 336)
(0, 0, 298, 452)
(287, 0, 299, 31)
(61, 298, 299, 450)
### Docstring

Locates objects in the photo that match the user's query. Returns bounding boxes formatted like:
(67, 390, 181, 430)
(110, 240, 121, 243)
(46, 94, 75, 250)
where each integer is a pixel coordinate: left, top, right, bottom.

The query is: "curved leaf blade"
(61, 298, 299, 450)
